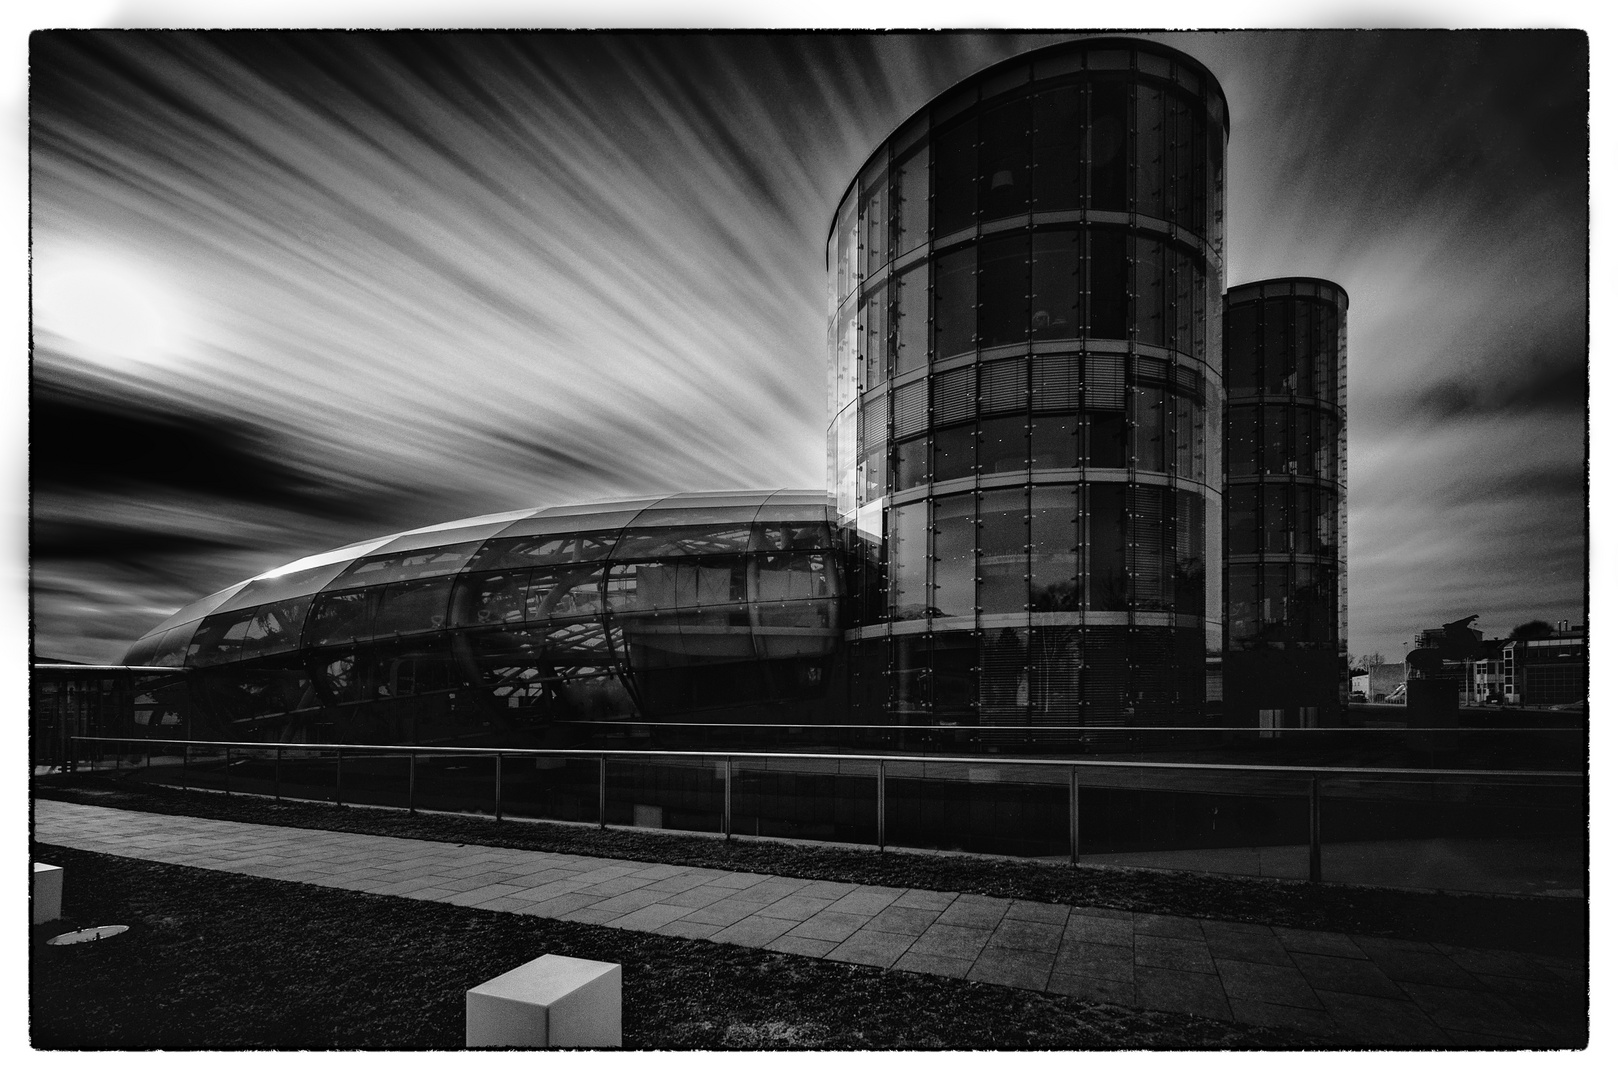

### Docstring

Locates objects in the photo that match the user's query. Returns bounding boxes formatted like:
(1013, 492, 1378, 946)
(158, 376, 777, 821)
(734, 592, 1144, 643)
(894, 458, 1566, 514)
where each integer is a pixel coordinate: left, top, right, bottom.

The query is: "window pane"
(1263, 485, 1290, 554)
(1227, 405, 1259, 477)
(1130, 387, 1166, 471)
(890, 502, 928, 619)
(1263, 298, 1289, 394)
(894, 144, 929, 255)
(1263, 406, 1289, 475)
(933, 246, 977, 359)
(862, 288, 888, 385)
(978, 95, 1030, 221)
(1031, 86, 1081, 211)
(1031, 230, 1079, 340)
(1089, 80, 1128, 210)
(894, 437, 928, 491)
(373, 578, 452, 637)
(894, 264, 928, 375)
(1088, 229, 1127, 338)
(978, 487, 1027, 614)
(859, 165, 889, 276)
(1088, 411, 1127, 468)
(978, 233, 1029, 347)
(978, 414, 1027, 476)
(306, 589, 370, 647)
(931, 631, 979, 725)
(933, 116, 977, 235)
(1174, 490, 1205, 618)
(1136, 83, 1165, 218)
(1134, 237, 1166, 347)
(1030, 485, 1079, 610)
(1227, 486, 1259, 556)
(932, 422, 976, 483)
(1088, 483, 1128, 611)
(1226, 303, 1258, 396)
(1029, 414, 1078, 470)
(1174, 393, 1194, 476)
(932, 493, 976, 618)
(1228, 565, 1259, 644)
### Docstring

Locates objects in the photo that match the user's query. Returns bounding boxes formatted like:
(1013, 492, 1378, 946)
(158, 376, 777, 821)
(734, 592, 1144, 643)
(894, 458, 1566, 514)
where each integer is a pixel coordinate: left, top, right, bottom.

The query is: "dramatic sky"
(28, 30, 1587, 663)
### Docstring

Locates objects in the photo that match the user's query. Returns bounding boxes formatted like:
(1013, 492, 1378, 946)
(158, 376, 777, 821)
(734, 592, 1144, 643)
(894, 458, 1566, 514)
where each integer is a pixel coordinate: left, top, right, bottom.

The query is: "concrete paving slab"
(968, 946, 1053, 992)
(909, 922, 994, 961)
(754, 893, 836, 922)
(1133, 913, 1204, 941)
(710, 914, 796, 948)
(1396, 982, 1547, 1043)
(890, 888, 958, 911)
(1314, 990, 1453, 1047)
(607, 903, 698, 932)
(1134, 968, 1232, 1022)
(824, 928, 915, 968)
(1202, 927, 1293, 966)
(1006, 899, 1069, 925)
(1053, 941, 1134, 983)
(988, 917, 1064, 953)
(1062, 914, 1134, 948)
(1215, 958, 1321, 1010)
(825, 886, 903, 916)
(1227, 997, 1338, 1039)
(1354, 941, 1485, 990)
(861, 904, 940, 937)
(1047, 972, 1135, 1007)
(790, 909, 874, 943)
(1135, 933, 1217, 974)
(793, 880, 860, 900)
(891, 949, 975, 980)
(1274, 927, 1366, 959)
(936, 896, 1011, 928)
(1292, 953, 1407, 1001)
(681, 898, 770, 926)
(765, 934, 838, 959)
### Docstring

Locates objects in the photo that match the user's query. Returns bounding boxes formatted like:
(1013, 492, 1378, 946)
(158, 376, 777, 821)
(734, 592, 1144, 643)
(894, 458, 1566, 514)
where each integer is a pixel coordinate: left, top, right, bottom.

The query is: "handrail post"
(274, 747, 281, 803)
(877, 758, 887, 853)
(407, 751, 416, 813)
(724, 756, 733, 841)
(223, 744, 231, 796)
(598, 755, 607, 829)
(494, 753, 503, 822)
(1308, 772, 1322, 883)
(1069, 765, 1080, 866)
(181, 741, 188, 791)
(335, 747, 344, 808)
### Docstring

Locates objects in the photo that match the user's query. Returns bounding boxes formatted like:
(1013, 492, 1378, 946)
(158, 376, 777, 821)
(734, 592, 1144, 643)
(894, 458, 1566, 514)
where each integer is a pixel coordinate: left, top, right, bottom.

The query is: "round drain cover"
(47, 925, 130, 945)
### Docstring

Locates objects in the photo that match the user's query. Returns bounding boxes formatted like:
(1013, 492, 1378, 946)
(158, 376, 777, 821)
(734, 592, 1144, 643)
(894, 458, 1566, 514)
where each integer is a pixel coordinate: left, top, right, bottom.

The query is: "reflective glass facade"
(1222, 279, 1349, 727)
(123, 492, 843, 744)
(828, 39, 1228, 731)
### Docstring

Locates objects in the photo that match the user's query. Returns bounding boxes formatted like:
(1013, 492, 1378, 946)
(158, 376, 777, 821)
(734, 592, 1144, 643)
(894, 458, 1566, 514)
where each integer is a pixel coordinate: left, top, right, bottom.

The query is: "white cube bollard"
(466, 953, 622, 1048)
(33, 863, 63, 925)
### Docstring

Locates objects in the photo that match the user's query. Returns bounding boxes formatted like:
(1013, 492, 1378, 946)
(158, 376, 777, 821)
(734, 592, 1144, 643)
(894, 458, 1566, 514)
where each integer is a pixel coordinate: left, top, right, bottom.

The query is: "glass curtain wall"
(826, 38, 1229, 735)
(1222, 279, 1349, 728)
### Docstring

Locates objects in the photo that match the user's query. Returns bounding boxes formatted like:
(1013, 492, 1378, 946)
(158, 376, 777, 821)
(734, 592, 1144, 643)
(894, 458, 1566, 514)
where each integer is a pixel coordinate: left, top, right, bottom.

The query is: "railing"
(57, 736, 1585, 896)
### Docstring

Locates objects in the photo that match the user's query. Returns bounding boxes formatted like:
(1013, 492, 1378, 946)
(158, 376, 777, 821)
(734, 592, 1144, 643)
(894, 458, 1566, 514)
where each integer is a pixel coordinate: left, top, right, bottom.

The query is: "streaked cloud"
(29, 31, 1586, 662)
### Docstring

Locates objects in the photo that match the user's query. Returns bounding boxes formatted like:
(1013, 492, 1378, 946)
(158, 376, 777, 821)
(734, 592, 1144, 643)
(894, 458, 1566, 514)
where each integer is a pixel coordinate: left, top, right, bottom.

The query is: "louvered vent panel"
(859, 396, 887, 455)
(932, 366, 975, 426)
(1135, 356, 1168, 385)
(978, 627, 1028, 726)
(1032, 355, 1081, 410)
(892, 380, 927, 438)
(1086, 355, 1126, 410)
(1131, 485, 1167, 610)
(1083, 627, 1129, 728)
(1028, 627, 1081, 727)
(981, 358, 1029, 415)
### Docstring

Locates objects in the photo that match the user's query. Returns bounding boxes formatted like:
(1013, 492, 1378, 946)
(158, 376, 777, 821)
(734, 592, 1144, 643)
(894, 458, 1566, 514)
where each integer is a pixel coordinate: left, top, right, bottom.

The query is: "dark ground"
(33, 776, 1586, 958)
(31, 843, 1319, 1049)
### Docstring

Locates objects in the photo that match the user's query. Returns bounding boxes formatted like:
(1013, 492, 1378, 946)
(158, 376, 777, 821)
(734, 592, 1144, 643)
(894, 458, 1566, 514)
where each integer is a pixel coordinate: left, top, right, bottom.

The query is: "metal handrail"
(64, 735, 1585, 884)
(65, 736, 1584, 780)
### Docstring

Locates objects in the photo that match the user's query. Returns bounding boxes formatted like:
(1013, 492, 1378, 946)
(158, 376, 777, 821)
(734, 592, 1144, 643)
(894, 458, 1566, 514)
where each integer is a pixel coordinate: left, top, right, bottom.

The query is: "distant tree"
(1356, 652, 1387, 670)
(1509, 620, 1556, 641)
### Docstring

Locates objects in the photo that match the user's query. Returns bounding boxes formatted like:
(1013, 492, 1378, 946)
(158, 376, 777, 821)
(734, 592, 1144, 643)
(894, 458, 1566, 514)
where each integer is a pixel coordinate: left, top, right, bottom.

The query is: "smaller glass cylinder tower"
(1222, 278, 1348, 729)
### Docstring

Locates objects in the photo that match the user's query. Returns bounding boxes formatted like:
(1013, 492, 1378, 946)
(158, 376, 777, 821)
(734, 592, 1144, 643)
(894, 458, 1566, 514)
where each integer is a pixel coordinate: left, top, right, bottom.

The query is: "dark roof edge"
(1226, 277, 1351, 310)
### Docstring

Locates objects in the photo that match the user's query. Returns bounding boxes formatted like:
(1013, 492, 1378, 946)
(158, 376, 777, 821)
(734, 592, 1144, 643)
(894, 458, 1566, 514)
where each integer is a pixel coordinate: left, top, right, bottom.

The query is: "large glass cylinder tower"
(827, 38, 1228, 734)
(1222, 278, 1349, 729)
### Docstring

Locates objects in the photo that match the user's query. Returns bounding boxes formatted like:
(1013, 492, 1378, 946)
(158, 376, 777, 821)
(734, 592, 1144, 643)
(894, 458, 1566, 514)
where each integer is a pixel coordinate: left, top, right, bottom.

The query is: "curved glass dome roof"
(124, 490, 836, 667)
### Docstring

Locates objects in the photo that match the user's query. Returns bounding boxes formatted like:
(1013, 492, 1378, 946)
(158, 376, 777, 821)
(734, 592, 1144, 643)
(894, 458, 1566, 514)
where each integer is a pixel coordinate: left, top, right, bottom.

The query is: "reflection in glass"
(978, 487, 1027, 614)
(932, 494, 976, 617)
(1030, 485, 1080, 610)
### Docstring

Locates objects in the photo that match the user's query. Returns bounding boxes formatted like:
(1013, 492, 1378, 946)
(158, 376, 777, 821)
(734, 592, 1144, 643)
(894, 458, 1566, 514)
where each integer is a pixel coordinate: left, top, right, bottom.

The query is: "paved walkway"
(34, 802, 1585, 1047)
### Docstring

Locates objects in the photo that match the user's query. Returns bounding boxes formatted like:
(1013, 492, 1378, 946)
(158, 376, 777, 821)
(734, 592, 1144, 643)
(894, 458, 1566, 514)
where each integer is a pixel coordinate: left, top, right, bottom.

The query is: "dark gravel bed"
(30, 844, 1314, 1049)
(34, 777, 1586, 958)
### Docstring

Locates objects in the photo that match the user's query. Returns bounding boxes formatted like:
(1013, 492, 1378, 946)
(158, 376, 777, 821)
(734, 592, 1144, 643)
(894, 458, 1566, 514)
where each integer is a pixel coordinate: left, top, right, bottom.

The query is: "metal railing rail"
(62, 736, 1586, 884)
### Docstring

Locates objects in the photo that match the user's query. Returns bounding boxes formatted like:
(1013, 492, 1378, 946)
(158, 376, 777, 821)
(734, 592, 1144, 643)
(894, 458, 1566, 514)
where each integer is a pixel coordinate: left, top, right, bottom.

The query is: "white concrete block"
(33, 863, 62, 925)
(466, 953, 622, 1048)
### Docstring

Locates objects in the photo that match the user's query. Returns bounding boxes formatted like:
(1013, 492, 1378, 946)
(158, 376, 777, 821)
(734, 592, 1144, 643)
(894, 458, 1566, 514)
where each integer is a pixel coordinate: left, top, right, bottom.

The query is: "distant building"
(1501, 621, 1586, 706)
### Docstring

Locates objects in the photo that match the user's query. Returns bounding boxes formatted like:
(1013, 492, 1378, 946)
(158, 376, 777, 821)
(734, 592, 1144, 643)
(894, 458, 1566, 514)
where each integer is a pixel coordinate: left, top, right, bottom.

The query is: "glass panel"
(1136, 83, 1165, 218)
(1229, 565, 1260, 645)
(1227, 486, 1259, 556)
(1174, 393, 1194, 476)
(1029, 414, 1078, 470)
(933, 115, 977, 235)
(189, 609, 255, 666)
(978, 487, 1028, 615)
(894, 263, 928, 375)
(860, 446, 887, 501)
(1089, 80, 1128, 211)
(931, 631, 978, 725)
(1264, 406, 1289, 475)
(755, 551, 836, 601)
(978, 414, 1027, 476)
(749, 521, 833, 552)
(1227, 303, 1258, 396)
(862, 287, 889, 385)
(1030, 485, 1080, 610)
(894, 143, 929, 256)
(1088, 482, 1128, 611)
(1088, 411, 1127, 469)
(372, 578, 452, 637)
(1130, 484, 1169, 611)
(933, 246, 977, 359)
(327, 541, 483, 589)
(978, 95, 1030, 221)
(1263, 485, 1290, 555)
(526, 564, 607, 620)
(151, 622, 200, 667)
(1294, 299, 1316, 396)
(892, 635, 927, 718)
(859, 163, 889, 277)
(932, 493, 976, 618)
(1263, 298, 1289, 394)
(606, 560, 746, 613)
(241, 598, 311, 659)
(836, 194, 857, 303)
(305, 589, 371, 648)
(1130, 386, 1166, 471)
(1293, 485, 1318, 556)
(977, 233, 1029, 347)
(452, 569, 529, 627)
(612, 522, 753, 560)
(1134, 237, 1166, 347)
(1088, 229, 1127, 338)
(1031, 230, 1079, 340)
(1228, 405, 1259, 477)
(890, 502, 929, 619)
(894, 436, 928, 491)
(932, 422, 976, 483)
(1173, 248, 1195, 355)
(1262, 565, 1291, 641)
(1174, 490, 1205, 618)
(1031, 85, 1081, 211)
(467, 531, 620, 571)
